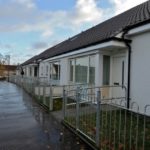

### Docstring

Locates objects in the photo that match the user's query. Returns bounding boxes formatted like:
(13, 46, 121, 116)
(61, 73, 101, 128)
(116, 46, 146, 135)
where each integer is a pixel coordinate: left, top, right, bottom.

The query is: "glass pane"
(46, 66, 48, 74)
(75, 57, 88, 83)
(89, 55, 95, 84)
(34, 67, 37, 77)
(30, 67, 32, 76)
(49, 64, 52, 79)
(70, 59, 75, 82)
(51, 62, 60, 80)
(103, 55, 110, 85)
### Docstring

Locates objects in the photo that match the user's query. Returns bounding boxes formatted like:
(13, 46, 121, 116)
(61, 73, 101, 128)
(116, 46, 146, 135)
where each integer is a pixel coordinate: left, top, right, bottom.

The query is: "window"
(89, 56, 95, 84)
(75, 57, 88, 83)
(41, 66, 43, 76)
(103, 55, 110, 85)
(34, 67, 37, 77)
(50, 61, 60, 80)
(70, 59, 75, 82)
(29, 67, 32, 76)
(46, 65, 48, 76)
(50, 64, 52, 79)
(69, 55, 95, 84)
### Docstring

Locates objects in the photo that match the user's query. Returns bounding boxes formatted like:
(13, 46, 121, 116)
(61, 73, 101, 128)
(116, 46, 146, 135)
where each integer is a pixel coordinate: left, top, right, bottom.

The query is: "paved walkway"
(0, 81, 91, 150)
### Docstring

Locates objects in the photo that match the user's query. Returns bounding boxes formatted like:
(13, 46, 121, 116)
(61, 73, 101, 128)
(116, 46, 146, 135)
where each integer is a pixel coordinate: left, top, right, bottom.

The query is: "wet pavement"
(0, 81, 92, 150)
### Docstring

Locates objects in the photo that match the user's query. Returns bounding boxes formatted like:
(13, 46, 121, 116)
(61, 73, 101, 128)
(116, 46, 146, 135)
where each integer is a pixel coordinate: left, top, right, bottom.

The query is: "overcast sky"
(0, 0, 148, 64)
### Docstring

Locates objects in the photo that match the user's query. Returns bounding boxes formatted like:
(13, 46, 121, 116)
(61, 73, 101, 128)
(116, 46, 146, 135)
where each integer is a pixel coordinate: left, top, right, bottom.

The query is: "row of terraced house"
(20, 1, 150, 114)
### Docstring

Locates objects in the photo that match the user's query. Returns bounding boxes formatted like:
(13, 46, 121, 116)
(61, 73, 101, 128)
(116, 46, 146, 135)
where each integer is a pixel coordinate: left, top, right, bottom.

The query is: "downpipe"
(122, 30, 132, 109)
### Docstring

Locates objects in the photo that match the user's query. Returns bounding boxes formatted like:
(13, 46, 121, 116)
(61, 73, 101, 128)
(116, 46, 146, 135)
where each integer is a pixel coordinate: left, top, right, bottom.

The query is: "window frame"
(49, 61, 61, 81)
(69, 55, 95, 84)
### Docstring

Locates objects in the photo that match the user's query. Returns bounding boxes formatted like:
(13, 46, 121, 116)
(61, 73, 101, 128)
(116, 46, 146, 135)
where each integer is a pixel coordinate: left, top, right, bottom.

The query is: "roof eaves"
(44, 37, 130, 60)
(124, 18, 150, 31)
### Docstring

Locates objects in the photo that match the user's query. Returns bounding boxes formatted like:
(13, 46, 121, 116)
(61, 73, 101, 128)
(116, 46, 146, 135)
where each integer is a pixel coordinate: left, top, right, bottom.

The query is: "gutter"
(43, 37, 129, 60)
(122, 30, 132, 109)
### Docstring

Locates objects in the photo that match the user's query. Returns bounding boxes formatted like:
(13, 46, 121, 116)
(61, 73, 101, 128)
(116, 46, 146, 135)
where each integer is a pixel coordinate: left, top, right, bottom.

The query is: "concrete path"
(0, 81, 91, 150)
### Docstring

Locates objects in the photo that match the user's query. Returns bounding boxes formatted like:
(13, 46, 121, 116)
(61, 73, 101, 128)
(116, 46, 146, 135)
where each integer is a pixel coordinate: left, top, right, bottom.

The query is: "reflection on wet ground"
(0, 81, 92, 150)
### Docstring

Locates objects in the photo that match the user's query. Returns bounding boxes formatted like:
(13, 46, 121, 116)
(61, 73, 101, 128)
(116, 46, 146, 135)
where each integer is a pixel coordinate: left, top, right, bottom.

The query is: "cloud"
(0, 0, 147, 36)
(110, 0, 148, 15)
(41, 30, 53, 38)
(0, 0, 103, 36)
(0, 0, 147, 64)
(32, 41, 48, 50)
(72, 0, 103, 25)
(0, 43, 15, 50)
(11, 0, 36, 8)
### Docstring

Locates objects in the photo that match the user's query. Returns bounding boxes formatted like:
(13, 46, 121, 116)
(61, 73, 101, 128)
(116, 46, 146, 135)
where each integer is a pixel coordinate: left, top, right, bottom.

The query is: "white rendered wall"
(31, 66, 35, 77)
(45, 62, 50, 79)
(60, 58, 69, 85)
(95, 53, 103, 87)
(26, 66, 30, 77)
(130, 31, 150, 114)
(39, 62, 49, 81)
(39, 62, 46, 78)
(110, 50, 128, 88)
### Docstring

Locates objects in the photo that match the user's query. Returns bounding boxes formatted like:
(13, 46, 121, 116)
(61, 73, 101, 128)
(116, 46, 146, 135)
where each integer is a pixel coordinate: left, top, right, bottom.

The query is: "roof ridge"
(22, 1, 150, 66)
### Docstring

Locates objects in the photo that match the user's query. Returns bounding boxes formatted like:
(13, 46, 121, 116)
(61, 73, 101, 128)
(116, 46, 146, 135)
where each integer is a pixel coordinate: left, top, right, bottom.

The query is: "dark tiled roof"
(23, 1, 150, 66)
(22, 55, 39, 66)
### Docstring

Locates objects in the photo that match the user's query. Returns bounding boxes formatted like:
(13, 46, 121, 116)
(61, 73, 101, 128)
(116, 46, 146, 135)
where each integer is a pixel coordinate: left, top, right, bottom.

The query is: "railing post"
(31, 78, 33, 95)
(43, 84, 46, 105)
(63, 86, 66, 119)
(38, 81, 40, 100)
(76, 87, 80, 130)
(33, 78, 36, 97)
(96, 90, 101, 147)
(143, 105, 150, 150)
(32, 78, 35, 96)
(49, 84, 53, 111)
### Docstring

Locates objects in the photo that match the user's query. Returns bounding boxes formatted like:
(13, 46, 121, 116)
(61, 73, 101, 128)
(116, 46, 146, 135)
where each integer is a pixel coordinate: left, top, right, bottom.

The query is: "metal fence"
(9, 75, 92, 111)
(9, 75, 64, 111)
(63, 86, 150, 150)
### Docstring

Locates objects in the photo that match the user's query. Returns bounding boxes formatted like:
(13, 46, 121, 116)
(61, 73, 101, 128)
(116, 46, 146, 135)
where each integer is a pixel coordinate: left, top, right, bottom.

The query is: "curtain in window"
(50, 62, 60, 80)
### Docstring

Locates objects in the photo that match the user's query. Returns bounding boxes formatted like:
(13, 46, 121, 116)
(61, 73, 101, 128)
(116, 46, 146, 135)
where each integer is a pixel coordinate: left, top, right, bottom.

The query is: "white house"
(22, 1, 150, 113)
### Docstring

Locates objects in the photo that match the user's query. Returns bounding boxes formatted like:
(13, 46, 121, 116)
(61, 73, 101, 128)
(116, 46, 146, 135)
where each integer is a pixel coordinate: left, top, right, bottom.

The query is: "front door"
(112, 55, 126, 99)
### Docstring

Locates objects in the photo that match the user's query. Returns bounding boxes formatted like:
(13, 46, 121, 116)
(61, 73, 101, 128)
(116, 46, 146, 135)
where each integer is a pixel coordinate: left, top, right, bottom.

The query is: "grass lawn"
(34, 95, 63, 111)
(53, 98, 63, 111)
(65, 105, 150, 150)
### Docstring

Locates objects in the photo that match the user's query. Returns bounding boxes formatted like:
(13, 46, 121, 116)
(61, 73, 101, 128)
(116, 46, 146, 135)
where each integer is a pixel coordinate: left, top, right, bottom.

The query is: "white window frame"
(49, 61, 60, 81)
(69, 55, 95, 84)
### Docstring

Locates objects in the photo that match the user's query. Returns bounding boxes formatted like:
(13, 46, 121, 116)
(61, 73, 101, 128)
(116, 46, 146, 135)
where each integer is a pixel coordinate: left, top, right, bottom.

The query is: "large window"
(46, 65, 48, 76)
(70, 55, 95, 84)
(50, 61, 60, 80)
(103, 55, 110, 85)
(89, 55, 95, 84)
(40, 66, 43, 76)
(75, 57, 88, 83)
(34, 67, 38, 77)
(70, 59, 75, 82)
(29, 67, 32, 76)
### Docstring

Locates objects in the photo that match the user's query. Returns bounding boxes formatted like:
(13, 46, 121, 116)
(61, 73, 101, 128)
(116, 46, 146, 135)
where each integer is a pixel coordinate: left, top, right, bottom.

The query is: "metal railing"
(63, 86, 150, 150)
(9, 75, 64, 111)
(9, 75, 93, 111)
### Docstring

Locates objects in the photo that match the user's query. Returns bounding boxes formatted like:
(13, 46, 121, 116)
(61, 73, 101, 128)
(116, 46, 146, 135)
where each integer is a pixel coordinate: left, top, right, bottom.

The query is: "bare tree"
(0, 53, 10, 78)
(0, 53, 10, 65)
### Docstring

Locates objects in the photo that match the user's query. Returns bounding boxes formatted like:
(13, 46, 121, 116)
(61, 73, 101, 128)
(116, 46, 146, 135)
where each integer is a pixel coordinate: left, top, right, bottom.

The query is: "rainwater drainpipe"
(122, 30, 132, 109)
